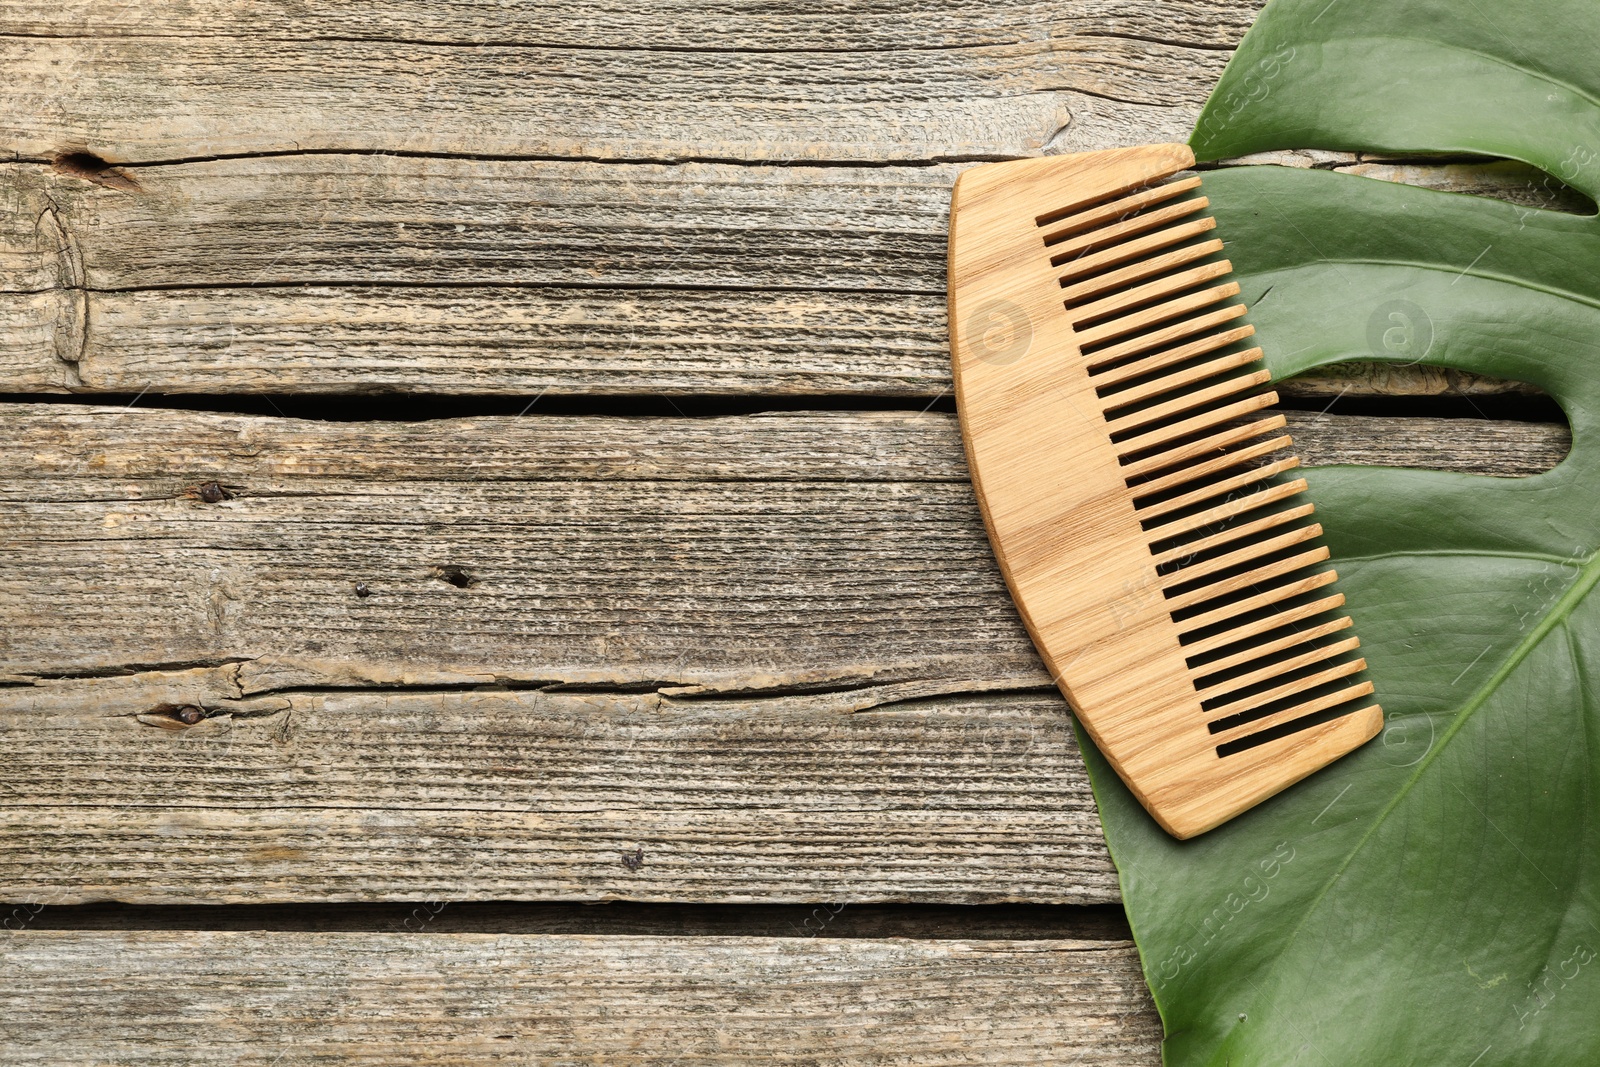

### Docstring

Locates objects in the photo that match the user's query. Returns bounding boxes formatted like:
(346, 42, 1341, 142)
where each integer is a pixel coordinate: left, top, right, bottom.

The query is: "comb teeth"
(1030, 162, 1376, 763)
(949, 144, 1381, 838)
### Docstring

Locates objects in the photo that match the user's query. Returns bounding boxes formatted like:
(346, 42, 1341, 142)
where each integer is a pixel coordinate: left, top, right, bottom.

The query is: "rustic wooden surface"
(0, 0, 1572, 399)
(0, 153, 1572, 397)
(0, 672, 1118, 905)
(0, 0, 1579, 1061)
(0, 408, 1563, 691)
(0, 406, 1565, 910)
(0, 931, 1164, 1065)
(0, 402, 1570, 1058)
(1, 0, 1246, 163)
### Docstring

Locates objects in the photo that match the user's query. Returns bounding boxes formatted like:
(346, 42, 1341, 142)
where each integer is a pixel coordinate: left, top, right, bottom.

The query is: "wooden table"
(0, 2, 1571, 1062)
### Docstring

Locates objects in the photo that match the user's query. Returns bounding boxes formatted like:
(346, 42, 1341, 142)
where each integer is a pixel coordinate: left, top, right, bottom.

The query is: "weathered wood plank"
(1, 0, 1256, 51)
(0, 669, 1117, 904)
(0, 406, 1036, 689)
(0, 156, 962, 395)
(2, 6, 1574, 401)
(3, 157, 963, 293)
(0, 408, 1565, 689)
(2, 156, 1574, 398)
(0, 931, 1162, 1065)
(1, 1, 1249, 165)
(0, 406, 1565, 904)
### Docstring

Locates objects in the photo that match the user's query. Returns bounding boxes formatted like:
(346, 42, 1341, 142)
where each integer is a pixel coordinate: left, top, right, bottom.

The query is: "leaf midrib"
(1336, 548, 1571, 566)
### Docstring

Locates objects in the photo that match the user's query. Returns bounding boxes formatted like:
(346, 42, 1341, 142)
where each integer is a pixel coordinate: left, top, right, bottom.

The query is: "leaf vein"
(1245, 548, 1600, 1009)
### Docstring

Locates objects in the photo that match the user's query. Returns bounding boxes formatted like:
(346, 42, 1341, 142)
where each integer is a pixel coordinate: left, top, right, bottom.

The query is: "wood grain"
(0, 154, 1574, 398)
(0, 406, 1566, 904)
(1, 0, 1249, 165)
(0, 407, 1564, 689)
(0, 0, 1257, 50)
(0, 406, 1039, 690)
(0, 156, 962, 396)
(0, 931, 1162, 1065)
(0, 669, 1116, 905)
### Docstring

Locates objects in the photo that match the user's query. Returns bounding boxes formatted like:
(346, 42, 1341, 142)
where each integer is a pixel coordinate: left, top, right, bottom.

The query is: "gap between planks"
(8, 900, 1134, 940)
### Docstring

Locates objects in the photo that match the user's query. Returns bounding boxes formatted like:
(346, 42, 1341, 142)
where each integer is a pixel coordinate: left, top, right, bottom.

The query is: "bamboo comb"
(948, 143, 1382, 839)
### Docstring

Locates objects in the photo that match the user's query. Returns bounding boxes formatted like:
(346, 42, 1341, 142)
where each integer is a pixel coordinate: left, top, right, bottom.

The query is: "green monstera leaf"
(1081, 1, 1600, 1064)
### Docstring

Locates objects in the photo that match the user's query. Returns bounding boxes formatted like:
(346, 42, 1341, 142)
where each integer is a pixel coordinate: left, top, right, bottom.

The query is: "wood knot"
(431, 565, 478, 589)
(51, 151, 143, 193)
(139, 703, 209, 729)
(194, 482, 235, 503)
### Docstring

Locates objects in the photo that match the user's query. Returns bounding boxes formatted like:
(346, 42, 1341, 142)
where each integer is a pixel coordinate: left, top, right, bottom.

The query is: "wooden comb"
(948, 143, 1382, 839)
